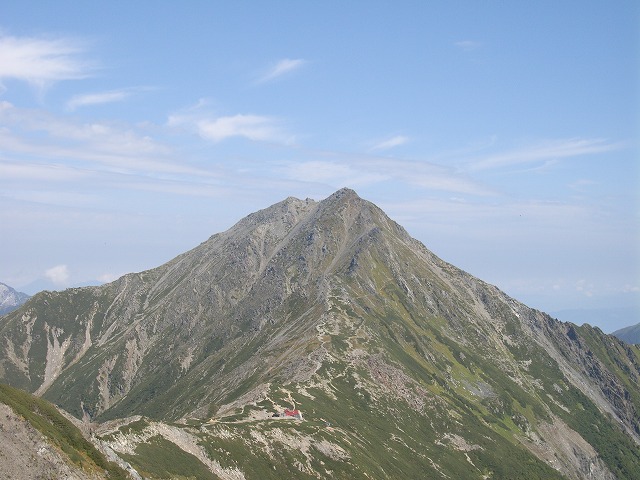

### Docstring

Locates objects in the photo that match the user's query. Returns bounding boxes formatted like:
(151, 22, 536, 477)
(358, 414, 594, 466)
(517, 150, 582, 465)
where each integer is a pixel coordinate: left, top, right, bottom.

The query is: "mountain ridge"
(1, 188, 639, 479)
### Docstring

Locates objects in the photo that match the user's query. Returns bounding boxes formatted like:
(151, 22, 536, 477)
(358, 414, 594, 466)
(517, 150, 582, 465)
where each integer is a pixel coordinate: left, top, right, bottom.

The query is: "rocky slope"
(1, 188, 639, 479)
(0, 383, 130, 479)
(0, 282, 30, 315)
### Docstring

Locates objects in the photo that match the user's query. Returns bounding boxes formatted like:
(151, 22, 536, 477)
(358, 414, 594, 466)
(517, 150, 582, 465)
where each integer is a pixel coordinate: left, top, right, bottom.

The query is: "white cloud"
(0, 33, 92, 90)
(169, 107, 293, 144)
(258, 58, 306, 83)
(466, 138, 623, 171)
(66, 89, 130, 111)
(371, 135, 409, 151)
(197, 114, 284, 142)
(45, 264, 70, 287)
(97, 272, 122, 283)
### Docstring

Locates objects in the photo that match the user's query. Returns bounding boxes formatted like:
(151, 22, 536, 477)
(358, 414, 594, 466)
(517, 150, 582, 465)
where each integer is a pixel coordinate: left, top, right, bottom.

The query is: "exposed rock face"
(1, 188, 639, 479)
(0, 403, 95, 480)
(0, 384, 131, 480)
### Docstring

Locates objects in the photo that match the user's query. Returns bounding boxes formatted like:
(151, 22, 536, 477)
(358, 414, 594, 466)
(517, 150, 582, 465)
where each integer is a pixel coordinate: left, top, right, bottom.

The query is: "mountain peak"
(320, 187, 364, 209)
(328, 186, 360, 200)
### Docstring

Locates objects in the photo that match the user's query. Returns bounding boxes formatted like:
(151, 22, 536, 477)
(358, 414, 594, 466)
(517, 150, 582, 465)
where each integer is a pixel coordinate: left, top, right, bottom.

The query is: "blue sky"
(1, 1, 638, 331)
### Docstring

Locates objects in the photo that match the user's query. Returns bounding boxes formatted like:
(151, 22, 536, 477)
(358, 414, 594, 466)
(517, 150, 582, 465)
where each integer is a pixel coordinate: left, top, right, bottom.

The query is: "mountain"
(0, 282, 30, 315)
(1, 188, 639, 479)
(613, 323, 640, 344)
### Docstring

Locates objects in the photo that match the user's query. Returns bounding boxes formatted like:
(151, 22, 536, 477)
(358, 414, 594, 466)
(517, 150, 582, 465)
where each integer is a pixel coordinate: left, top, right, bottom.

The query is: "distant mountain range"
(613, 323, 640, 345)
(0, 189, 639, 479)
(0, 282, 30, 315)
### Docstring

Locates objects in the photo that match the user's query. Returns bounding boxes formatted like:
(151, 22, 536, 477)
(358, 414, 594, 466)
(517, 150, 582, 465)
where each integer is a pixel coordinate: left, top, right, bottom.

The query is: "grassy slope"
(0, 383, 129, 479)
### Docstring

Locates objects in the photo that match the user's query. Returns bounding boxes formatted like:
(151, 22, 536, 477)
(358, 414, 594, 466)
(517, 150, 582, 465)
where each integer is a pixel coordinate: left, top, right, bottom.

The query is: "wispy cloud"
(568, 178, 597, 191)
(0, 33, 93, 90)
(370, 135, 409, 151)
(281, 154, 493, 196)
(384, 196, 590, 225)
(0, 161, 89, 182)
(5, 189, 98, 208)
(454, 40, 482, 51)
(0, 101, 210, 181)
(465, 138, 623, 172)
(0, 100, 268, 211)
(257, 58, 306, 83)
(66, 87, 150, 111)
(575, 279, 595, 298)
(284, 160, 388, 187)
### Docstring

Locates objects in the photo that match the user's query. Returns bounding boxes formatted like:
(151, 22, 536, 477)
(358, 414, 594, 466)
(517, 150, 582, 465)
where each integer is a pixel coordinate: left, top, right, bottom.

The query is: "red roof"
(284, 409, 300, 416)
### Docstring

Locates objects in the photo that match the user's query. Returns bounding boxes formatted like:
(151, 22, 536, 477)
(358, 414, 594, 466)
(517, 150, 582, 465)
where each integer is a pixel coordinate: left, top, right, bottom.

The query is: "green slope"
(0, 383, 129, 479)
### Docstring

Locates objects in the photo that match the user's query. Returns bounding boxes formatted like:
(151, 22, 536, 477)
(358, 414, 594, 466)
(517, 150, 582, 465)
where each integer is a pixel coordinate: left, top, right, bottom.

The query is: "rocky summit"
(1, 188, 639, 479)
